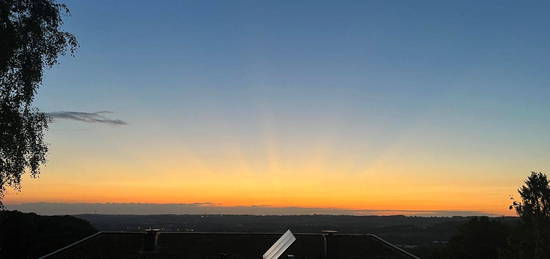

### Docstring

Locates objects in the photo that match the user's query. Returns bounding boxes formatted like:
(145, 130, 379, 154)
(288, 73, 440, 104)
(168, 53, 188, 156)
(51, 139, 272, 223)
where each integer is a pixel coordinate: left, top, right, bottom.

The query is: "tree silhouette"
(0, 210, 96, 258)
(0, 0, 77, 205)
(445, 217, 510, 259)
(507, 172, 550, 259)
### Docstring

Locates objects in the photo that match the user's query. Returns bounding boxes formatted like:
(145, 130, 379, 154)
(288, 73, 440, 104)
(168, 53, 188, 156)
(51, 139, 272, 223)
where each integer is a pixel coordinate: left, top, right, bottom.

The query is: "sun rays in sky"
(6, 98, 521, 216)
(6, 0, 550, 216)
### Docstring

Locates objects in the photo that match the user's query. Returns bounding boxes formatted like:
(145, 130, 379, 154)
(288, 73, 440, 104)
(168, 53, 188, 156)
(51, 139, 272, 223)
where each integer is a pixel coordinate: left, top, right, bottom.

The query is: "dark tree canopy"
(0, 0, 77, 204)
(508, 172, 550, 259)
(511, 172, 550, 220)
(0, 210, 96, 258)
(445, 217, 510, 259)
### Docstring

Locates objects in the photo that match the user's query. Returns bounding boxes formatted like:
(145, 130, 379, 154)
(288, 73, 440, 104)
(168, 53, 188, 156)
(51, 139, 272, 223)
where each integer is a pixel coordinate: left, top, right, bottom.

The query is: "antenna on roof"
(263, 230, 296, 259)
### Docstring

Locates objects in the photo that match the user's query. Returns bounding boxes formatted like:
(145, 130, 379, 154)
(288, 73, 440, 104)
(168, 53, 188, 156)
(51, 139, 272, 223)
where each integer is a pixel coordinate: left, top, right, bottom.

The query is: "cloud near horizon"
(47, 111, 127, 125)
(6, 202, 501, 217)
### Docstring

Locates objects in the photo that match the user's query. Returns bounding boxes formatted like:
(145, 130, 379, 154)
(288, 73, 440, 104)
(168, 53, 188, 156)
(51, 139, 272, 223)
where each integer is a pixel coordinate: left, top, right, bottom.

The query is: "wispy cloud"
(47, 111, 127, 125)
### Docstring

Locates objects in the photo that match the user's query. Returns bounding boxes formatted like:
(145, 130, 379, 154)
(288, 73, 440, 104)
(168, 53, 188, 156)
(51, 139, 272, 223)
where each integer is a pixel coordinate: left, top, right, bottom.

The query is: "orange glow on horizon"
(4, 165, 517, 216)
(3, 122, 524, 217)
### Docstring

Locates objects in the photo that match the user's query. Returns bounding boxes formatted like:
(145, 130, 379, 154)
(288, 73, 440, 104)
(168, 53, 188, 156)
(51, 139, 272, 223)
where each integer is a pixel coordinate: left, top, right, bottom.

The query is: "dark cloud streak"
(47, 111, 127, 125)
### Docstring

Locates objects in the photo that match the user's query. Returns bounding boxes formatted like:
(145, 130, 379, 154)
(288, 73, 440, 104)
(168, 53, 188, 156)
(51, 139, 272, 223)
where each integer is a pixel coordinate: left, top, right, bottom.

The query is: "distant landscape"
(6, 202, 500, 217)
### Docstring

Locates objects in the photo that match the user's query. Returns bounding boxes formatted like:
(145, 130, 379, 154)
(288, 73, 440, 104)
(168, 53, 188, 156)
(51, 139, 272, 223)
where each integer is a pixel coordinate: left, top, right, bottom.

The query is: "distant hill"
(0, 210, 97, 259)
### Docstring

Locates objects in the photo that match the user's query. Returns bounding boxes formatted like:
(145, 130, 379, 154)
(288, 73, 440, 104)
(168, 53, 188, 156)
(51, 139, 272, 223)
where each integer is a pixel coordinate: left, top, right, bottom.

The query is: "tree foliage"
(0, 210, 96, 258)
(445, 217, 510, 259)
(510, 172, 550, 220)
(0, 0, 77, 204)
(507, 172, 550, 259)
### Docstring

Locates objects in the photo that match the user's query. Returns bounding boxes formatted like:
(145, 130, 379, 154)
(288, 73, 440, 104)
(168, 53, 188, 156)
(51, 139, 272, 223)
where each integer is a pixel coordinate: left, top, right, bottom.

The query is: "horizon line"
(5, 202, 510, 217)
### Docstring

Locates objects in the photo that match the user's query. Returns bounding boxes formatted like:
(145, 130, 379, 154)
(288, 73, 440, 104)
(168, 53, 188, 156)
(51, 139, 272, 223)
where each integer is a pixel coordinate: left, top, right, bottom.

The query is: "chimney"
(143, 229, 159, 252)
(322, 230, 338, 259)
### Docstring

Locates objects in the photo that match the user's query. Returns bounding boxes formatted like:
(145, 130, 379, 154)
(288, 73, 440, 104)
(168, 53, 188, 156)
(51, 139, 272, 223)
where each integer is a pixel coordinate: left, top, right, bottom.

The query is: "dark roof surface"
(41, 231, 418, 259)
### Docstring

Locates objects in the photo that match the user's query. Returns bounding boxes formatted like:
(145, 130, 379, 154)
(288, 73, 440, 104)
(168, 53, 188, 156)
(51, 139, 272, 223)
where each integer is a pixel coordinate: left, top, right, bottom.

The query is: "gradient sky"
(5, 0, 550, 216)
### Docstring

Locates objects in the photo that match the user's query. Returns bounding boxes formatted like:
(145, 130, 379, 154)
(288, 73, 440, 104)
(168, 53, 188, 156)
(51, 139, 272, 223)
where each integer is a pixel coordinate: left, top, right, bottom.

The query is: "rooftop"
(40, 231, 419, 259)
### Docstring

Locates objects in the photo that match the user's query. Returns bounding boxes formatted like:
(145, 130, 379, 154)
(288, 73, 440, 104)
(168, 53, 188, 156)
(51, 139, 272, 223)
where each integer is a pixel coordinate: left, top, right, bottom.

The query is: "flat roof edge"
(368, 234, 421, 259)
(38, 231, 420, 259)
(38, 231, 103, 259)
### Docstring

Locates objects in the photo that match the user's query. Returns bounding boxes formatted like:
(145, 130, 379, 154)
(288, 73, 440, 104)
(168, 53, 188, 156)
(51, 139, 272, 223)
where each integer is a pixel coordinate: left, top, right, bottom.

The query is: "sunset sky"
(5, 0, 550, 216)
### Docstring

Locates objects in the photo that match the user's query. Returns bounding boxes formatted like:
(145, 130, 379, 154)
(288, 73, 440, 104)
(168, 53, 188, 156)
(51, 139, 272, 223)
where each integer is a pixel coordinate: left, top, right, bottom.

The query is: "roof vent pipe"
(143, 229, 159, 252)
(322, 230, 338, 259)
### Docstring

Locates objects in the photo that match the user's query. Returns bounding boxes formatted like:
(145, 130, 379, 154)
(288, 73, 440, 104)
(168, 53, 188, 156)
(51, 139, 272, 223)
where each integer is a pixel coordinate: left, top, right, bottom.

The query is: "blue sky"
(10, 0, 550, 215)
